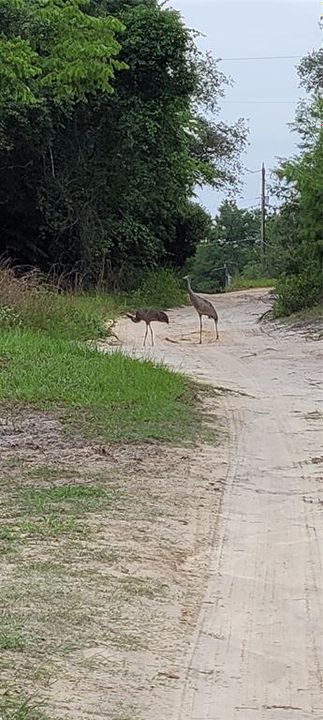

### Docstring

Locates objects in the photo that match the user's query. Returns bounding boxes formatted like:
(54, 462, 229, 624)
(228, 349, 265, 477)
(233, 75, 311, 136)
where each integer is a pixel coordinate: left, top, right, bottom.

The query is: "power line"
(261, 163, 266, 266)
(219, 55, 302, 61)
(221, 100, 298, 104)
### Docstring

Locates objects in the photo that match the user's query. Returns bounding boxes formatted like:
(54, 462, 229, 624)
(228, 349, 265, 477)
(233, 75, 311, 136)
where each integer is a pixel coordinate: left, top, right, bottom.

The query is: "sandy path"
(114, 289, 323, 720)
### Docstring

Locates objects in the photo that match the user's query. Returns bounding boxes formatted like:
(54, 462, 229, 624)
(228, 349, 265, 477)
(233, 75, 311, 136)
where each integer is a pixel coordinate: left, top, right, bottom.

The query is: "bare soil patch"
(0, 406, 225, 719)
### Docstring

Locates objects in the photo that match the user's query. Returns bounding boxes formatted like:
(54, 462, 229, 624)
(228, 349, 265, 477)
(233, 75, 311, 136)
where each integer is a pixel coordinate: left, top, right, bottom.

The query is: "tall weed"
(0, 265, 186, 340)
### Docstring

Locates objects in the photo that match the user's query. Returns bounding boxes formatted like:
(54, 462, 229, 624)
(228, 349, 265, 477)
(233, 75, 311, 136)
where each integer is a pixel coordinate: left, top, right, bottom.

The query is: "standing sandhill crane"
(126, 309, 169, 347)
(183, 275, 219, 344)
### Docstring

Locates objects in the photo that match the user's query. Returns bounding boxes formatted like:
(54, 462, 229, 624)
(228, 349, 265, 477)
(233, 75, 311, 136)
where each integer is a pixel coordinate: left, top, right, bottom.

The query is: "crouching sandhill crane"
(126, 309, 169, 347)
(183, 275, 219, 344)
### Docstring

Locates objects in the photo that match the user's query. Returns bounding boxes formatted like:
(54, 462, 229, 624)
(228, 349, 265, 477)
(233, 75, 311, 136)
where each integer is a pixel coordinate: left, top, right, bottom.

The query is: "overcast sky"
(170, 0, 322, 215)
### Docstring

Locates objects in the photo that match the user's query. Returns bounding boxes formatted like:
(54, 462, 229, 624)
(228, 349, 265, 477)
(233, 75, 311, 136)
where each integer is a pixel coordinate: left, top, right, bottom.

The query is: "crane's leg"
(149, 324, 154, 347)
(143, 324, 148, 347)
(199, 314, 203, 344)
(215, 319, 219, 340)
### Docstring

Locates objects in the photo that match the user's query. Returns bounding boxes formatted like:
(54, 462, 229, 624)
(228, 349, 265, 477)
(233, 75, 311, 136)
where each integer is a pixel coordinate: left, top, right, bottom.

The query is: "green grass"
(0, 328, 197, 443)
(228, 276, 276, 291)
(21, 483, 120, 513)
(0, 266, 186, 341)
(0, 517, 85, 541)
(0, 471, 131, 662)
(0, 613, 26, 652)
(0, 265, 195, 445)
(0, 692, 53, 720)
(18, 292, 122, 341)
(0, 476, 121, 542)
(1, 287, 140, 341)
(0, 265, 120, 341)
(0, 267, 198, 720)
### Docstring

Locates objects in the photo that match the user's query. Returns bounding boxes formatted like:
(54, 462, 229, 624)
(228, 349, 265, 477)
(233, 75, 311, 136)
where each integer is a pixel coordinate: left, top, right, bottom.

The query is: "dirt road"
(115, 289, 323, 720)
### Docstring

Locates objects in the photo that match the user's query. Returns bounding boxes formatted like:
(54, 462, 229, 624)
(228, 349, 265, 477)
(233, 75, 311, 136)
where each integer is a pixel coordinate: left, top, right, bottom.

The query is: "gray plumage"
(183, 275, 219, 344)
(126, 309, 169, 347)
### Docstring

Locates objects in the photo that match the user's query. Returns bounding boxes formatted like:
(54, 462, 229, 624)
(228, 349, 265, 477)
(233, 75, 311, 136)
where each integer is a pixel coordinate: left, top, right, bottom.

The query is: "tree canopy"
(0, 0, 247, 287)
(189, 200, 261, 292)
(268, 49, 323, 315)
(188, 47, 323, 313)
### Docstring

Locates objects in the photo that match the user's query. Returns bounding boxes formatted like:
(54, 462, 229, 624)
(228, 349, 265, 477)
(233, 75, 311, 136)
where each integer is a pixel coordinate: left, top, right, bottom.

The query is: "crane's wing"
(195, 294, 218, 317)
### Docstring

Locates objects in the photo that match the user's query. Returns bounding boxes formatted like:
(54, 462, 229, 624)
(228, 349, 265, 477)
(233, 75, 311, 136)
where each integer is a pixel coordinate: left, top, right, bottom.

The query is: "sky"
(170, 0, 322, 215)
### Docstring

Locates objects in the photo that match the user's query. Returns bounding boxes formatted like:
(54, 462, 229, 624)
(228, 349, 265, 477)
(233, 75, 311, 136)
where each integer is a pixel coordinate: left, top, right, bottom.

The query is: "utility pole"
(261, 162, 266, 267)
(224, 263, 232, 290)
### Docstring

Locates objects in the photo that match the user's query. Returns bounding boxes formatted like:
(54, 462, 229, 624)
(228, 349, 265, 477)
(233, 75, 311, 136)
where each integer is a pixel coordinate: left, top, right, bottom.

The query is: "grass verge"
(0, 264, 197, 445)
(0, 692, 52, 720)
(275, 303, 323, 324)
(228, 276, 276, 291)
(0, 328, 198, 443)
(0, 268, 213, 719)
(0, 438, 211, 719)
(0, 266, 186, 341)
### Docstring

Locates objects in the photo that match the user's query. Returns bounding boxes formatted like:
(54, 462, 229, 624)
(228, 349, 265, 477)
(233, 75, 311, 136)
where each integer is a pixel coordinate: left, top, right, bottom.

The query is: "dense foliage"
(188, 49, 322, 313)
(0, 0, 246, 288)
(187, 200, 262, 292)
(268, 49, 323, 316)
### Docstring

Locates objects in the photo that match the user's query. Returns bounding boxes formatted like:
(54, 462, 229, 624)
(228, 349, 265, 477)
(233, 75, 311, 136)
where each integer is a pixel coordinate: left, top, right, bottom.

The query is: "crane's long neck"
(186, 277, 194, 297)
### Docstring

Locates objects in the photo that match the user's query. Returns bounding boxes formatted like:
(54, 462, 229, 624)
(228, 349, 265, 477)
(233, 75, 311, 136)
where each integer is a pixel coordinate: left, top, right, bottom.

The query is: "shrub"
(274, 271, 323, 316)
(129, 268, 186, 310)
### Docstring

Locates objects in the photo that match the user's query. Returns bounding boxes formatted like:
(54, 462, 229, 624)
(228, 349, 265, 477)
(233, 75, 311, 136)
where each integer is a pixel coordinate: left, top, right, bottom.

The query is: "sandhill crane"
(126, 309, 169, 347)
(183, 275, 219, 344)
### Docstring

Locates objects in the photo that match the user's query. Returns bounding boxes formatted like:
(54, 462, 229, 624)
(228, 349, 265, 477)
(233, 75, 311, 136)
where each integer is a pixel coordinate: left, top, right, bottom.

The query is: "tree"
(190, 201, 262, 292)
(297, 48, 323, 94)
(0, 0, 247, 286)
(0, 0, 124, 109)
(168, 202, 215, 269)
(270, 49, 323, 315)
(0, 0, 125, 274)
